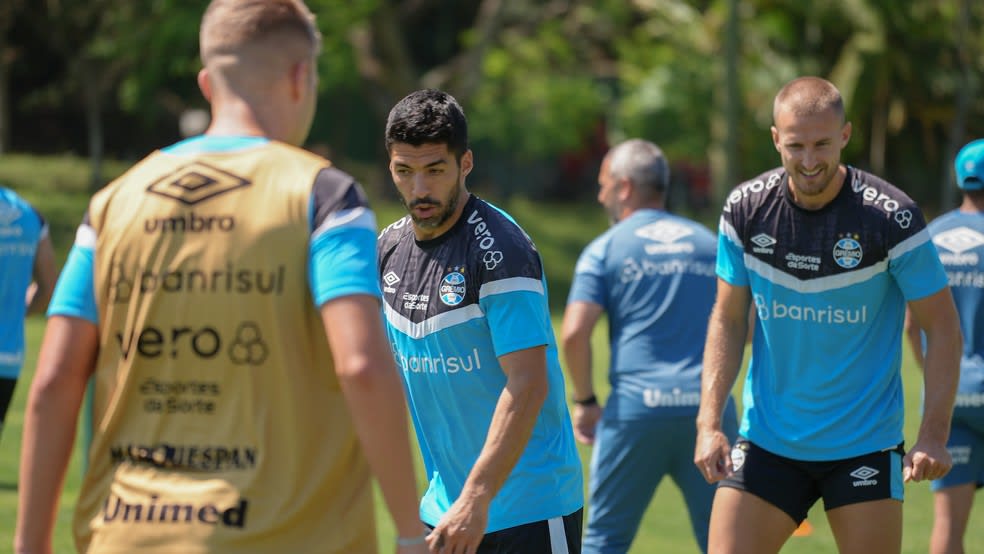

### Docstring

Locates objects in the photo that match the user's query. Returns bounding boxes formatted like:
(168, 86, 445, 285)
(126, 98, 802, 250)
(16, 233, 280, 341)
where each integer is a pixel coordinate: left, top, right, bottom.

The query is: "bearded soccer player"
(378, 89, 583, 554)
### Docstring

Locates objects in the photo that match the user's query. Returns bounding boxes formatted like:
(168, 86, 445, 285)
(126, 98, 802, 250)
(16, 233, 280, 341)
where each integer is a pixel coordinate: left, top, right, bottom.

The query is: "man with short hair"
(0, 186, 57, 441)
(379, 88, 584, 554)
(906, 138, 984, 554)
(562, 138, 738, 553)
(15, 2, 426, 553)
(695, 76, 962, 553)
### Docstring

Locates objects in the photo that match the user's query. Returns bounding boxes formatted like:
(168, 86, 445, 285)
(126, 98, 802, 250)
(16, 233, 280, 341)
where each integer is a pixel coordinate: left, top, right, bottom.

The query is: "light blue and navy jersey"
(926, 210, 984, 405)
(718, 166, 948, 461)
(0, 186, 48, 379)
(49, 135, 379, 323)
(567, 209, 718, 419)
(378, 194, 583, 532)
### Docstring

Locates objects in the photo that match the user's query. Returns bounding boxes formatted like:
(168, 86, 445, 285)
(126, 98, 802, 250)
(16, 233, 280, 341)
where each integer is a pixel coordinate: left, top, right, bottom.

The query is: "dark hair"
(385, 89, 469, 159)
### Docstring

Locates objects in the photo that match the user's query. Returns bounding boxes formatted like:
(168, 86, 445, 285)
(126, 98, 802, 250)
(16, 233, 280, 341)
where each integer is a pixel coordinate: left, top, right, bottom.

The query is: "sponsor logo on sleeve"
(723, 172, 782, 213)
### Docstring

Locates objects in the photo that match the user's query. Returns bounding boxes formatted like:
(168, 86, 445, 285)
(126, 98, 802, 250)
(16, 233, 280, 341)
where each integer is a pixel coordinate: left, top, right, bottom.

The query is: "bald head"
(773, 77, 845, 125)
(200, 0, 320, 81)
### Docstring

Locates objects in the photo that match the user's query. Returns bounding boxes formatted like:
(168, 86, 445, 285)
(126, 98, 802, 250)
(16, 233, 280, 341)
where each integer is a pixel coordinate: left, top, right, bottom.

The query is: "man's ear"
(617, 177, 633, 201)
(289, 60, 312, 101)
(197, 69, 212, 102)
(460, 149, 474, 177)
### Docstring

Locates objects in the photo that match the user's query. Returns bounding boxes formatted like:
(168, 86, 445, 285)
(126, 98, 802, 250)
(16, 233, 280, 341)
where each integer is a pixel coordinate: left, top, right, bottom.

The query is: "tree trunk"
(0, 33, 9, 154)
(80, 60, 104, 190)
(943, 0, 973, 211)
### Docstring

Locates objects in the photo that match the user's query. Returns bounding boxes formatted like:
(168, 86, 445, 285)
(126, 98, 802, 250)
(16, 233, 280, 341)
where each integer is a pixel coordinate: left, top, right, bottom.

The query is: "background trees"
(2, 0, 982, 213)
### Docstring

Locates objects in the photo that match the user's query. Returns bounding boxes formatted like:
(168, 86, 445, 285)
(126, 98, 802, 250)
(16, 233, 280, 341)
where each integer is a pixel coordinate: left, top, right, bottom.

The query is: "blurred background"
(2, 0, 983, 216)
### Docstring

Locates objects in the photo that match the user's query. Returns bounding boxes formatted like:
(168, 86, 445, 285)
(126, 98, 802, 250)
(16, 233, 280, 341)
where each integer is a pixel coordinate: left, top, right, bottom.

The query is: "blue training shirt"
(567, 209, 718, 419)
(926, 210, 984, 404)
(0, 187, 48, 379)
(378, 194, 583, 532)
(718, 166, 948, 460)
(48, 135, 380, 323)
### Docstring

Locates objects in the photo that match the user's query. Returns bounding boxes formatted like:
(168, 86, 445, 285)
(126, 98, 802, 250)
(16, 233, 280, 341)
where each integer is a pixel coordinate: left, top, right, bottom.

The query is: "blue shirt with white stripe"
(717, 167, 948, 460)
(567, 209, 718, 419)
(0, 187, 48, 378)
(926, 210, 984, 402)
(378, 194, 583, 532)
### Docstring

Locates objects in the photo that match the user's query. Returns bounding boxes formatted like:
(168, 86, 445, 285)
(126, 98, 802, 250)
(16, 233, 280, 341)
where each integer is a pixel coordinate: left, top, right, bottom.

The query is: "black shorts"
(0, 376, 17, 426)
(720, 438, 904, 524)
(427, 508, 582, 554)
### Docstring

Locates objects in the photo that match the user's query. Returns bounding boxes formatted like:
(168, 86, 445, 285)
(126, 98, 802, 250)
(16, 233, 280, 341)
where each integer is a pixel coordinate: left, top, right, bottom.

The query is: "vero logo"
(849, 465, 879, 487)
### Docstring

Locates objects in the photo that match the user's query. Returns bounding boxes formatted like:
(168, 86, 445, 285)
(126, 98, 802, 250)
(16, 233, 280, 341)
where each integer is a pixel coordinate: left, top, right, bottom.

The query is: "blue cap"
(956, 139, 984, 191)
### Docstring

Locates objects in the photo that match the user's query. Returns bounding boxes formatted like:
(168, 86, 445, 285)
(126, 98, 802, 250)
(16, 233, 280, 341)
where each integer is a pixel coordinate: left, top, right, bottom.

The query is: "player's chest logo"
(832, 234, 864, 269)
(439, 267, 468, 307)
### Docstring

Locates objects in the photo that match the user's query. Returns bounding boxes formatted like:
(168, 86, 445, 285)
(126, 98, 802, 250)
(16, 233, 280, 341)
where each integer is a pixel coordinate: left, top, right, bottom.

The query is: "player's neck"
(959, 193, 984, 213)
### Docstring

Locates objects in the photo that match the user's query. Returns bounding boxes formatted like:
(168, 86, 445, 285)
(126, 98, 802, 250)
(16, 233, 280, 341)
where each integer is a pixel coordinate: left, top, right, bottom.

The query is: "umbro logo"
(382, 271, 400, 293)
(933, 227, 984, 254)
(750, 233, 776, 254)
(0, 203, 22, 226)
(635, 221, 694, 243)
(849, 465, 879, 487)
(383, 272, 401, 286)
(636, 221, 696, 255)
(146, 162, 251, 205)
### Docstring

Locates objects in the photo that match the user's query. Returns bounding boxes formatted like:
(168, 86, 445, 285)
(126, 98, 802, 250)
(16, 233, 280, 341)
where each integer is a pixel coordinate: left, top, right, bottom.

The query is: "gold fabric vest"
(74, 142, 375, 553)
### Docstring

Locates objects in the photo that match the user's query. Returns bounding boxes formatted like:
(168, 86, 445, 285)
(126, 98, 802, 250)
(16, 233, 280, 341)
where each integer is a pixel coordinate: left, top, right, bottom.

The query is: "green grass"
(1, 153, 982, 553)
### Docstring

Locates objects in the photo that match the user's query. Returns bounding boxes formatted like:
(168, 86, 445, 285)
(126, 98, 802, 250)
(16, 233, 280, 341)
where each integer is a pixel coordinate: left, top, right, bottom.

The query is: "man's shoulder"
(845, 167, 919, 213)
(378, 215, 413, 249)
(722, 168, 785, 216)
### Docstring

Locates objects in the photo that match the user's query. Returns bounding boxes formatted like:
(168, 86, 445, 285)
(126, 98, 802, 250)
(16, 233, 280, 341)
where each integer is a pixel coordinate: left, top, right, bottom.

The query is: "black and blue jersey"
(378, 194, 583, 532)
(718, 167, 948, 460)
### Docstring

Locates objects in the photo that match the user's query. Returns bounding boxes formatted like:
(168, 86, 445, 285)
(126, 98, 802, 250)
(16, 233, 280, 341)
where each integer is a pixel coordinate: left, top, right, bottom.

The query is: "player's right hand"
(694, 428, 732, 483)
(572, 403, 603, 445)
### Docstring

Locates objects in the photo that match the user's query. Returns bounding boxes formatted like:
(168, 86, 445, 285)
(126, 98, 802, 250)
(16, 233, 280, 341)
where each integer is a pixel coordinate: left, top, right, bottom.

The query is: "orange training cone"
(793, 519, 814, 537)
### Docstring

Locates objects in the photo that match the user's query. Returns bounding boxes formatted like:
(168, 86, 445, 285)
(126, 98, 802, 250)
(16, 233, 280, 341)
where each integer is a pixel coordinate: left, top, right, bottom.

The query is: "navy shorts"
(719, 438, 904, 524)
(427, 508, 582, 554)
(0, 376, 17, 427)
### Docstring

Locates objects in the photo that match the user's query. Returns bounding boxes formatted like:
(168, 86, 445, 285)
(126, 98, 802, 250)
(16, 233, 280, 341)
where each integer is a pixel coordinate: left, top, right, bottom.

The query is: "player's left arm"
(903, 287, 961, 482)
(903, 307, 925, 369)
(26, 231, 58, 316)
(15, 316, 98, 554)
(434, 345, 549, 553)
(561, 301, 604, 444)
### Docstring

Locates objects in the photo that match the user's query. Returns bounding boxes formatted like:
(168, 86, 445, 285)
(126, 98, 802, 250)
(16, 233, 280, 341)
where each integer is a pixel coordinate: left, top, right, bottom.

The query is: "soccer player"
(906, 138, 984, 554)
(378, 89, 584, 553)
(0, 186, 57, 440)
(561, 138, 737, 553)
(694, 76, 962, 553)
(15, 2, 427, 553)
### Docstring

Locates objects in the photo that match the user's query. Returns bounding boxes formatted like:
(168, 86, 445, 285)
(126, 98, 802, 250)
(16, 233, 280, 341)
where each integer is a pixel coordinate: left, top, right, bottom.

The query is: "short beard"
(405, 181, 463, 230)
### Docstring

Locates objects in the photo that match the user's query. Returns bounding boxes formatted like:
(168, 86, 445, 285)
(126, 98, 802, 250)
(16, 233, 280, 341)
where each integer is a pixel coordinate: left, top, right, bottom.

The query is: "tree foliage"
(2, 0, 982, 210)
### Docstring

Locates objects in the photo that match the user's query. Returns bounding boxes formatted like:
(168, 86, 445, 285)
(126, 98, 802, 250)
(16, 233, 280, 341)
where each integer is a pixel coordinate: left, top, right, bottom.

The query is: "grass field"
(1, 153, 982, 552)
